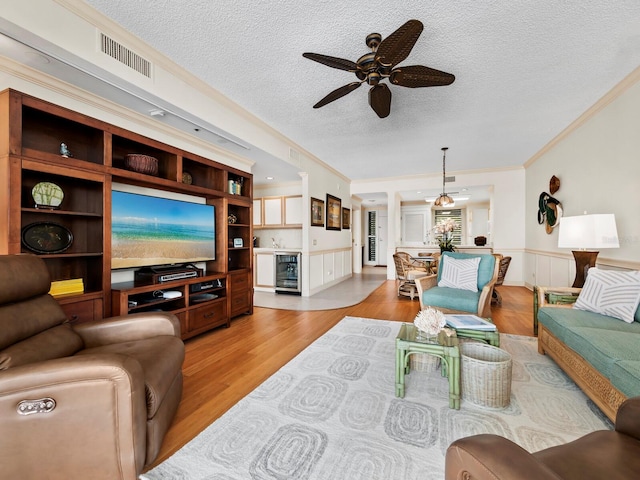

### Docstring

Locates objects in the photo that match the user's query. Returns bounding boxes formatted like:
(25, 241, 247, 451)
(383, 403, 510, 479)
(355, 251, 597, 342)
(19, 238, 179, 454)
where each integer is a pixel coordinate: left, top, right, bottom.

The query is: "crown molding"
(351, 164, 524, 186)
(54, 0, 344, 182)
(524, 65, 640, 169)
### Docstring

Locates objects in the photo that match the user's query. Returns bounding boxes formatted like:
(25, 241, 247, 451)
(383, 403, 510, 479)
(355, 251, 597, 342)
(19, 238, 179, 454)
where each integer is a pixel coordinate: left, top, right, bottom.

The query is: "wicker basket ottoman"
(410, 353, 440, 373)
(460, 342, 512, 408)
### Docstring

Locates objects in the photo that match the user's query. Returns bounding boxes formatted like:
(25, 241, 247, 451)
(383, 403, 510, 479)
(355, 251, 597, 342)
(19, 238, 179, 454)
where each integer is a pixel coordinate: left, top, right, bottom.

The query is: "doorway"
(364, 209, 387, 267)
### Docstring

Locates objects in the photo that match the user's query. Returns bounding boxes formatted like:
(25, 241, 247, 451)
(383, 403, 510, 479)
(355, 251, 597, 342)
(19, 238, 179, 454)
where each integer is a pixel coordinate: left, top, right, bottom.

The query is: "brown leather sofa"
(0, 254, 185, 479)
(445, 396, 640, 480)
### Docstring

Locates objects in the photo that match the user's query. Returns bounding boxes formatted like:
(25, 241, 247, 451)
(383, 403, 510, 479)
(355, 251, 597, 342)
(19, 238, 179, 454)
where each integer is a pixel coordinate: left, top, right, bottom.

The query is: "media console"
(112, 273, 228, 340)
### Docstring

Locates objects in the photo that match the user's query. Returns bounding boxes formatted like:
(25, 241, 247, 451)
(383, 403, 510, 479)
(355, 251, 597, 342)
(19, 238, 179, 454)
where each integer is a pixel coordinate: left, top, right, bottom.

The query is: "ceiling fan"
(302, 19, 455, 118)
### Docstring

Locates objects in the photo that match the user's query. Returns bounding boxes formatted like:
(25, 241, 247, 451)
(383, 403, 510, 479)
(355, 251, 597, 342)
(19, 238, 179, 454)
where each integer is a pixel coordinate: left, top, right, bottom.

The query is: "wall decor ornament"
(342, 207, 351, 230)
(326, 194, 342, 231)
(537, 175, 563, 234)
(310, 197, 325, 227)
(59, 142, 72, 158)
(21, 222, 73, 254)
(32, 182, 64, 209)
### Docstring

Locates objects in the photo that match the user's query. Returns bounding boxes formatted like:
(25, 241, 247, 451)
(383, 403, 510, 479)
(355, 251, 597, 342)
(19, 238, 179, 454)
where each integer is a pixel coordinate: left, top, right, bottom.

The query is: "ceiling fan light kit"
(303, 19, 455, 118)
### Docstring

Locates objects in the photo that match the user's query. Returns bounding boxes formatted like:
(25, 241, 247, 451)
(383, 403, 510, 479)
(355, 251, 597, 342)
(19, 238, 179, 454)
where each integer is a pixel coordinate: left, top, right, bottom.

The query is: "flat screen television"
(111, 190, 215, 270)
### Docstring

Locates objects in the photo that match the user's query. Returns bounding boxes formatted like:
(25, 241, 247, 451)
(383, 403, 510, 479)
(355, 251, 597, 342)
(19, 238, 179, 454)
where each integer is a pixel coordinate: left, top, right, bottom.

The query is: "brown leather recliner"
(0, 254, 185, 480)
(445, 396, 640, 480)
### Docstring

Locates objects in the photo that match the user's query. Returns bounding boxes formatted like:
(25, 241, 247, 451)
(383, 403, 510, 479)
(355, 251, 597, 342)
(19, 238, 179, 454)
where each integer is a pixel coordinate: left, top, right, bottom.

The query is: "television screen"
(112, 190, 215, 269)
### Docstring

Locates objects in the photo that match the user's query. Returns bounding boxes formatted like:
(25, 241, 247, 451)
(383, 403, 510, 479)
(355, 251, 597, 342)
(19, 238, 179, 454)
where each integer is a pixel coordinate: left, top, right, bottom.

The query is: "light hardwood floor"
(148, 282, 534, 470)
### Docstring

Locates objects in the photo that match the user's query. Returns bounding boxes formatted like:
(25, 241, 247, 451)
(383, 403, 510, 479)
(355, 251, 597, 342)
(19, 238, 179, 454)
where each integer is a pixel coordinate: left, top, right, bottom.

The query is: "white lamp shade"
(557, 214, 619, 249)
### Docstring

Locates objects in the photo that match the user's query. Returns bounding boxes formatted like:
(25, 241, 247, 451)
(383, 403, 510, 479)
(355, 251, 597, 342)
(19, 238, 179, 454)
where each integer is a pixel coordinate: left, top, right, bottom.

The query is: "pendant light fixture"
(434, 147, 454, 207)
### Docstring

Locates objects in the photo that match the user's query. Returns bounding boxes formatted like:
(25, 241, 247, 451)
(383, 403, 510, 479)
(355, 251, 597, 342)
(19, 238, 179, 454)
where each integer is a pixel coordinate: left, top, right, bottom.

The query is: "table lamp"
(557, 214, 619, 287)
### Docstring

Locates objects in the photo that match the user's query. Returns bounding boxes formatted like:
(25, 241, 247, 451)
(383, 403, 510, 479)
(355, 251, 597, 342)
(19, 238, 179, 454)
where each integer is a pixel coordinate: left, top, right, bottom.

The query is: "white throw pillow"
(438, 256, 480, 292)
(573, 268, 640, 323)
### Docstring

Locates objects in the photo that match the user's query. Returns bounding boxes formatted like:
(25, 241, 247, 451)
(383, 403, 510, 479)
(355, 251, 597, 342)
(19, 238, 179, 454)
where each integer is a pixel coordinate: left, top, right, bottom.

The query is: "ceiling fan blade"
(369, 84, 392, 118)
(302, 52, 358, 72)
(376, 19, 423, 67)
(390, 65, 455, 88)
(313, 82, 362, 108)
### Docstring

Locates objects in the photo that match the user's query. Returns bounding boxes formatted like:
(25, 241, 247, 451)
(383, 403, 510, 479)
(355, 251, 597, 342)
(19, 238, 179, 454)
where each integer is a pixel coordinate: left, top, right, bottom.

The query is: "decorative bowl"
(474, 236, 487, 246)
(125, 154, 159, 176)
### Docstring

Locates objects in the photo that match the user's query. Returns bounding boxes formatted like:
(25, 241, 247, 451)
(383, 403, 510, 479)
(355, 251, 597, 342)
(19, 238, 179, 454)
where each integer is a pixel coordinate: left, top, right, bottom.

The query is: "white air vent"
(289, 148, 302, 167)
(100, 33, 151, 78)
(445, 175, 455, 183)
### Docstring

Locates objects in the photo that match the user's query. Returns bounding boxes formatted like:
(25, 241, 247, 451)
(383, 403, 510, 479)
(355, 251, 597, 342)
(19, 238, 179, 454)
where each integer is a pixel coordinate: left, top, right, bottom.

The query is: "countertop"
(254, 247, 302, 253)
(397, 245, 493, 249)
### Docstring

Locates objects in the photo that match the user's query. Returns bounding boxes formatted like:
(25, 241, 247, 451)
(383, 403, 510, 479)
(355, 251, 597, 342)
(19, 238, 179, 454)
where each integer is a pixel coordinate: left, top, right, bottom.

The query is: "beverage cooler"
(274, 252, 301, 295)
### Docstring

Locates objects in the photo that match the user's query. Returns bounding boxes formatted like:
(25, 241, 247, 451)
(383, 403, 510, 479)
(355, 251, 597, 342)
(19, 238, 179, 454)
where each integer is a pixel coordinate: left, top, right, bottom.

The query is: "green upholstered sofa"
(536, 286, 640, 421)
(415, 252, 501, 318)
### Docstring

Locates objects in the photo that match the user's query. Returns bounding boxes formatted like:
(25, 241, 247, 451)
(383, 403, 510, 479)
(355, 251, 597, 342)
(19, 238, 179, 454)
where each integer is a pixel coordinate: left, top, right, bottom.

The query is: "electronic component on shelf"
(135, 264, 203, 284)
(190, 280, 219, 293)
(162, 291, 182, 299)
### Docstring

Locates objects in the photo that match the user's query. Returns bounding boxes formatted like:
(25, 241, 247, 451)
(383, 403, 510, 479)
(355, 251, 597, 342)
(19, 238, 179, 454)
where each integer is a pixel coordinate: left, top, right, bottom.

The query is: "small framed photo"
(311, 197, 325, 227)
(233, 238, 244, 248)
(326, 194, 341, 231)
(342, 207, 351, 230)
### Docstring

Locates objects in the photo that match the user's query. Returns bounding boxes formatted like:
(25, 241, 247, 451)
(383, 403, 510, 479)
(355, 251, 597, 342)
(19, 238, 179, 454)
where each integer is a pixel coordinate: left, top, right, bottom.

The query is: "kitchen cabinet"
(253, 199, 262, 226)
(254, 195, 302, 228)
(284, 195, 302, 226)
(255, 252, 275, 288)
(263, 197, 282, 226)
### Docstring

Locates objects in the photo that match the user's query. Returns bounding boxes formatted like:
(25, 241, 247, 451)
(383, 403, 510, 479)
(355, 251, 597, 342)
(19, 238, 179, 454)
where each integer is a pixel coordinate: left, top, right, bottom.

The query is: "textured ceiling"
(84, 0, 640, 184)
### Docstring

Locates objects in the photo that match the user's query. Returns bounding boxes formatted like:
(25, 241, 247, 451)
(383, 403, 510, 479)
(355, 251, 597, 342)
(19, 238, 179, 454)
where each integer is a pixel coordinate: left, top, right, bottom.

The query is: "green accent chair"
(415, 252, 502, 317)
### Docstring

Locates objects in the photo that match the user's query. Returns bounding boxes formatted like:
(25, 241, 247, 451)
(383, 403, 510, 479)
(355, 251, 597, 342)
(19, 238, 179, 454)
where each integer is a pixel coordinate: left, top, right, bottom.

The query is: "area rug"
(142, 316, 612, 480)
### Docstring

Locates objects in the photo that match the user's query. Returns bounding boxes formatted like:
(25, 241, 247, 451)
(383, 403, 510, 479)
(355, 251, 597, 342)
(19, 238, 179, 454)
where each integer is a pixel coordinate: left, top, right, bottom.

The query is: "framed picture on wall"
(342, 207, 351, 229)
(310, 197, 325, 227)
(326, 194, 342, 231)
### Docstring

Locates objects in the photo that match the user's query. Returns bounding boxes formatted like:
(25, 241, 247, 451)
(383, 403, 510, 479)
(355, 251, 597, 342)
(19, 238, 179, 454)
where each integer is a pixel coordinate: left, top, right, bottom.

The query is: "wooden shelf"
(1, 88, 253, 327)
(112, 273, 228, 339)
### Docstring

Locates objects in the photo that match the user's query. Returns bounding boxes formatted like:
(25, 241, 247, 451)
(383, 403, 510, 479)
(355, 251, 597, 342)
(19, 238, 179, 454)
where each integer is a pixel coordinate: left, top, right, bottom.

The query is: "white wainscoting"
(524, 249, 637, 289)
(309, 248, 352, 296)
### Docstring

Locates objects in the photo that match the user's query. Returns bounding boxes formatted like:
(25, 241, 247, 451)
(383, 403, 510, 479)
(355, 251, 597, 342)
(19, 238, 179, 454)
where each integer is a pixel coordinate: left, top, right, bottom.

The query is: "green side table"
(395, 323, 461, 409)
(533, 286, 580, 335)
(454, 320, 500, 347)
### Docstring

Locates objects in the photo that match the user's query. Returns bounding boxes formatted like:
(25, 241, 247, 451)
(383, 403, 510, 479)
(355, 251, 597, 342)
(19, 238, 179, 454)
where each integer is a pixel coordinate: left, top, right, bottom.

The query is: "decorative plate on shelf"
(32, 182, 64, 208)
(21, 222, 73, 254)
(182, 171, 193, 185)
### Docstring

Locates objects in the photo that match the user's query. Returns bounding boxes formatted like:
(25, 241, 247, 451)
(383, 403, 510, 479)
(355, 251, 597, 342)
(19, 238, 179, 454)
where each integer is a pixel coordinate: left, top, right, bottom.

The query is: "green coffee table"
(395, 323, 461, 409)
(454, 325, 500, 347)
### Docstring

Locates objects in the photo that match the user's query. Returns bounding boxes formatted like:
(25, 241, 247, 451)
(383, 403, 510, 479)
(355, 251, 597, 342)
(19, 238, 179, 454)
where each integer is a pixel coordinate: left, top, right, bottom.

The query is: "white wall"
(1, 0, 297, 170)
(1, 1, 353, 298)
(300, 154, 353, 296)
(525, 67, 640, 287)
(352, 167, 526, 284)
